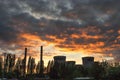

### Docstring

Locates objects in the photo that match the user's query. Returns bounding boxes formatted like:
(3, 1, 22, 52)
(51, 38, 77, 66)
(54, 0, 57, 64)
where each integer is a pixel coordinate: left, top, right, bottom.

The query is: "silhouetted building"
(75, 64, 83, 68)
(53, 56, 66, 70)
(54, 56, 66, 63)
(49, 56, 66, 79)
(82, 57, 94, 68)
(75, 64, 84, 72)
(94, 61, 99, 65)
(66, 61, 76, 67)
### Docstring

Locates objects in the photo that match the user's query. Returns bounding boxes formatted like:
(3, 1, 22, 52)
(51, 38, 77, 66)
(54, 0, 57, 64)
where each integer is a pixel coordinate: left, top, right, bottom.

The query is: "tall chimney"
(23, 48, 27, 77)
(40, 46, 43, 62)
(40, 46, 44, 77)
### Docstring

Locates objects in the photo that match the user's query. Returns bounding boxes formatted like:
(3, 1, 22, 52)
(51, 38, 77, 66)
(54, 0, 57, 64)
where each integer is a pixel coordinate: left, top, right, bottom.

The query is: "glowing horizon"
(0, 0, 119, 66)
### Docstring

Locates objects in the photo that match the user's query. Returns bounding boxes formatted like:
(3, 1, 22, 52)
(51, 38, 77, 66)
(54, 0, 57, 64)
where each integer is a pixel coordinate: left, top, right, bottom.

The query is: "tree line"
(0, 53, 120, 80)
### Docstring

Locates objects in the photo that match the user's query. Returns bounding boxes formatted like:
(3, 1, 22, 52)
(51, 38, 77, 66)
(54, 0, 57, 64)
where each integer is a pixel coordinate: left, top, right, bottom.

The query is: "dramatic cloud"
(0, 0, 120, 65)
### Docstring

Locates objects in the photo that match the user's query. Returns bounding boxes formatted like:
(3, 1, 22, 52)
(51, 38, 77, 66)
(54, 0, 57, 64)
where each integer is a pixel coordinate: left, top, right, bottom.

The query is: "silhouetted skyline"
(0, 52, 120, 80)
(0, 0, 120, 67)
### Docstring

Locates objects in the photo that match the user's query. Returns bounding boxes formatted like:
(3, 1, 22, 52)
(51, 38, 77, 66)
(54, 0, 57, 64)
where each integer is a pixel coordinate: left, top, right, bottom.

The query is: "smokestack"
(40, 46, 44, 77)
(24, 48, 27, 77)
(40, 46, 43, 62)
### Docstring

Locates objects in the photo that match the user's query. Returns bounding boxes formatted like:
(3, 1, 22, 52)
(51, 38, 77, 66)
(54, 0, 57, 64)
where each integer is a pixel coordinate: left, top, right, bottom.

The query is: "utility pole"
(39, 46, 44, 77)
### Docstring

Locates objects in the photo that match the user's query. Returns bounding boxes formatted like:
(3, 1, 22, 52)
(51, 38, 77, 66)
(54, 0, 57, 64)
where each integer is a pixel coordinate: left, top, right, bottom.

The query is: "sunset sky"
(0, 0, 120, 66)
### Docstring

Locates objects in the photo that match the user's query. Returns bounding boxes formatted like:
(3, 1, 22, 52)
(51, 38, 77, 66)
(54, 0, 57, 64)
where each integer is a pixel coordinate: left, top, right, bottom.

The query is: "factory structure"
(0, 46, 98, 79)
(82, 57, 94, 68)
(54, 56, 66, 63)
(53, 56, 76, 67)
(52, 56, 95, 68)
(32, 46, 97, 79)
(45, 55, 96, 78)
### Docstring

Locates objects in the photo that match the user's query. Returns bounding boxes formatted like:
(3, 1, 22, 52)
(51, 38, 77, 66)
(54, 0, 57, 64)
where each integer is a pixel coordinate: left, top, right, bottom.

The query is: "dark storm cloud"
(0, 0, 119, 40)
(0, 0, 24, 43)
(0, 0, 120, 61)
(0, 23, 18, 42)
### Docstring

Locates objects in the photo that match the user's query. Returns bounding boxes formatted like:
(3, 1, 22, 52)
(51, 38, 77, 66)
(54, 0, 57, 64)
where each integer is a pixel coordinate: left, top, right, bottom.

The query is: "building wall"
(54, 56, 66, 63)
(82, 57, 94, 68)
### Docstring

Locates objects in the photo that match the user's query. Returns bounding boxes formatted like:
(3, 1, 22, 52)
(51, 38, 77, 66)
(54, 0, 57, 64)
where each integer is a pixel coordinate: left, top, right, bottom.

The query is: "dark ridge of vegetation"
(0, 53, 120, 80)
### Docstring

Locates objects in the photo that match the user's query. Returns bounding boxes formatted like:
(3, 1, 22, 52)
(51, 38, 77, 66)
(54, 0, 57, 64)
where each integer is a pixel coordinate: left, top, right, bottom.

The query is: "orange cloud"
(71, 34, 80, 39)
(45, 35, 66, 43)
(118, 30, 120, 34)
(18, 33, 43, 47)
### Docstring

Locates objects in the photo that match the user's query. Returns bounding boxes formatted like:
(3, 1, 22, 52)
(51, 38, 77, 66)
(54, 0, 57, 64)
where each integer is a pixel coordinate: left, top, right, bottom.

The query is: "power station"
(82, 57, 94, 68)
(54, 56, 66, 63)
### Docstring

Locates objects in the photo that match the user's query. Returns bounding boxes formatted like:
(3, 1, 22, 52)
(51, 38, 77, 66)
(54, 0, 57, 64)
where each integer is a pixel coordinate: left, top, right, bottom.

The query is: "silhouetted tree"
(88, 62, 105, 80)
(46, 60, 54, 74)
(0, 57, 3, 77)
(73, 65, 87, 77)
(106, 64, 120, 80)
(4, 53, 9, 73)
(27, 56, 36, 74)
(9, 54, 16, 72)
(3, 53, 16, 73)
(36, 61, 40, 74)
(15, 58, 23, 77)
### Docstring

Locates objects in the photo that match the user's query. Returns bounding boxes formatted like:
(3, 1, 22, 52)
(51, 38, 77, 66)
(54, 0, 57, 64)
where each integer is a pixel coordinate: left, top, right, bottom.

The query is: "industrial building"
(53, 56, 66, 63)
(82, 57, 94, 68)
(66, 61, 76, 67)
